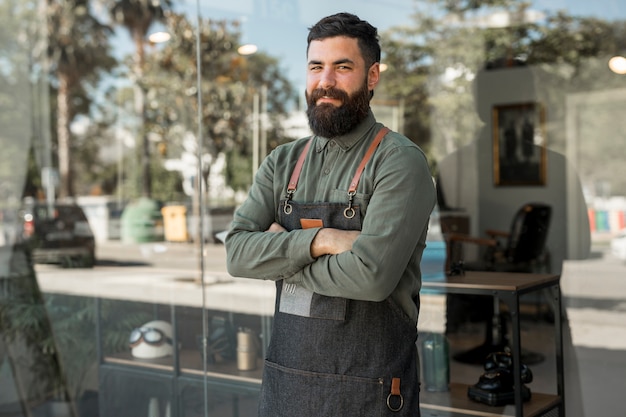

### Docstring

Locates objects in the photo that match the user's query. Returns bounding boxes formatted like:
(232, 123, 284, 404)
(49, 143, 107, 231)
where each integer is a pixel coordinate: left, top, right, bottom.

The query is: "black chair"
(443, 202, 552, 364)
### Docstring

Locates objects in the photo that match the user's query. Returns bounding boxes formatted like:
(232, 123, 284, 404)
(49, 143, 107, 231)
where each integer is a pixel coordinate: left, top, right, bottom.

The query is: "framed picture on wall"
(493, 102, 547, 186)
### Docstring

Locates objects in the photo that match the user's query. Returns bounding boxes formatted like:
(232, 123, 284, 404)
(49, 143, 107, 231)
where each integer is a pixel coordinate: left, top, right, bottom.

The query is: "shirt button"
(329, 141, 335, 147)
(324, 169, 330, 175)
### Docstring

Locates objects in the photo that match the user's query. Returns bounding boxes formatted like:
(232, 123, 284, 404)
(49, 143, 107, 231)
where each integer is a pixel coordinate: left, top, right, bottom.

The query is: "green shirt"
(226, 111, 436, 323)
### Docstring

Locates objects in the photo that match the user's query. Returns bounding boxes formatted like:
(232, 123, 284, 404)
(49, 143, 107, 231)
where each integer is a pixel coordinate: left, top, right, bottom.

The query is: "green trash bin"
(120, 198, 164, 243)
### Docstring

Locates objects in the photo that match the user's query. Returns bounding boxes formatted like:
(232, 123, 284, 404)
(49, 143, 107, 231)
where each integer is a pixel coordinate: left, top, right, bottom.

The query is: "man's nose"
(318, 68, 336, 89)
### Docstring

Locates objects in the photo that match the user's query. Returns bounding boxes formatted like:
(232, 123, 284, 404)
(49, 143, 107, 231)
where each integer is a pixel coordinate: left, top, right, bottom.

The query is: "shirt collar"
(314, 111, 378, 152)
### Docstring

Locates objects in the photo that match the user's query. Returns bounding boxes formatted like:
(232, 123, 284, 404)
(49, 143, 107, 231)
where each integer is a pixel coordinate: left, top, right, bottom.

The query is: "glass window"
(1, 1, 625, 417)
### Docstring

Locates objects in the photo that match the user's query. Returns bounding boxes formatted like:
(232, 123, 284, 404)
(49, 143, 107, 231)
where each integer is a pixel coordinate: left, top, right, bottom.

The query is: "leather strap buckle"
(386, 377, 404, 412)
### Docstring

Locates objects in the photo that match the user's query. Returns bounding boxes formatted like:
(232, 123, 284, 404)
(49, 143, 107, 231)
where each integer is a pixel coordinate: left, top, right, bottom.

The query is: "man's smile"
(316, 96, 341, 106)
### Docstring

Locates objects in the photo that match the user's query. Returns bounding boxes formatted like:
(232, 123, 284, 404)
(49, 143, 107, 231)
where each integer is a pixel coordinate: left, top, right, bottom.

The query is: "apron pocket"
(260, 360, 384, 417)
(279, 283, 347, 321)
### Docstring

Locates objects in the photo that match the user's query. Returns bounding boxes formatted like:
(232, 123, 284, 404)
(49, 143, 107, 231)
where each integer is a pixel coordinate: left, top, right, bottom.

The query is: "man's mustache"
(309, 87, 349, 103)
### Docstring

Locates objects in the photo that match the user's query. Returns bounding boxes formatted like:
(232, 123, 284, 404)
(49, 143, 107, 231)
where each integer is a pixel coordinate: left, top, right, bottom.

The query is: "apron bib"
(258, 128, 421, 417)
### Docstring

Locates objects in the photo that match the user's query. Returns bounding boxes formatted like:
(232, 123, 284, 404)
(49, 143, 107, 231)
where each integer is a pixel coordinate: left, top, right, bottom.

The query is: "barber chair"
(443, 202, 552, 365)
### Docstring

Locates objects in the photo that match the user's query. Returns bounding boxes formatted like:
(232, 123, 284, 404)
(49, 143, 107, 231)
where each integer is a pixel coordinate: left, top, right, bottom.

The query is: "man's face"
(305, 36, 380, 138)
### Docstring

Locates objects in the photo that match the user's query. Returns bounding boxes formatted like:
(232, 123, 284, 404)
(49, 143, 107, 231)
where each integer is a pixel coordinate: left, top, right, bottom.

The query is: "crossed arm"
(266, 222, 360, 258)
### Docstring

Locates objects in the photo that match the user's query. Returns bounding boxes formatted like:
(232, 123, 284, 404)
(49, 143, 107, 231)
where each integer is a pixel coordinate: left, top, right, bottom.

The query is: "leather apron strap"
(287, 126, 390, 195)
(348, 127, 390, 193)
(283, 126, 390, 216)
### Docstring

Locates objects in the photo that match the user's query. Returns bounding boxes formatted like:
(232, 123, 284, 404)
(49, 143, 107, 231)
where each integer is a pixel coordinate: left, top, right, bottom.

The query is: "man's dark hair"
(307, 13, 381, 68)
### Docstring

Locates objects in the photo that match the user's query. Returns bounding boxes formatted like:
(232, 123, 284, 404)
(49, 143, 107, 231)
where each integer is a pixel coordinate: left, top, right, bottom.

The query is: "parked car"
(19, 201, 96, 268)
(611, 229, 626, 261)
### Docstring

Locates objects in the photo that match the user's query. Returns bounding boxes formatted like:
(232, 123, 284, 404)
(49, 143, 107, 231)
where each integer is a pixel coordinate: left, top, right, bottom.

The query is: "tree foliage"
(13, 0, 626, 201)
(46, 0, 116, 198)
(65, 8, 295, 202)
(134, 11, 296, 194)
(0, 0, 45, 207)
(103, 0, 173, 198)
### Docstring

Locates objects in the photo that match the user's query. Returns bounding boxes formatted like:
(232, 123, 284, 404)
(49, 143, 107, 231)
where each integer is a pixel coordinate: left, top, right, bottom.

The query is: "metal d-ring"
(344, 191, 356, 219)
(283, 191, 294, 214)
(386, 393, 404, 412)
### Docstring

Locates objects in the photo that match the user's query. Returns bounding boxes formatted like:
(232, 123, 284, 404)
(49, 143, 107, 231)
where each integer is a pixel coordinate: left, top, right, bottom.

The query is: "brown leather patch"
(391, 377, 401, 396)
(300, 218, 323, 229)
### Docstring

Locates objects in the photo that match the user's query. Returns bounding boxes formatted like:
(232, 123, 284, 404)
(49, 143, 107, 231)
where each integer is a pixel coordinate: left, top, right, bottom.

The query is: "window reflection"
(1, 1, 626, 417)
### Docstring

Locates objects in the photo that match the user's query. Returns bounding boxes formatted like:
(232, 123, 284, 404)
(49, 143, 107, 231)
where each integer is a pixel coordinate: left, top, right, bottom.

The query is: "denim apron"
(258, 127, 420, 417)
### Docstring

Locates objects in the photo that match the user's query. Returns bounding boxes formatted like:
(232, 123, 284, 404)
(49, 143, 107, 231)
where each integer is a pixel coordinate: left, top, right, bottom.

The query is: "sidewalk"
(39, 239, 276, 316)
(96, 239, 230, 275)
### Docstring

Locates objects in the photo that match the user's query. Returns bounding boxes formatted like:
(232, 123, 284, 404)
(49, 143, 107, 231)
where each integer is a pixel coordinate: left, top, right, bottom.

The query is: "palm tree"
(46, 0, 116, 198)
(105, 0, 172, 198)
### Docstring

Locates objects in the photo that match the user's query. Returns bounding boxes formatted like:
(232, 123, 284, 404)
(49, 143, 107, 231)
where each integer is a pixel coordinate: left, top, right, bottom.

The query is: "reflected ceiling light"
(487, 11, 510, 28)
(608, 55, 626, 75)
(148, 31, 171, 44)
(238, 44, 258, 56)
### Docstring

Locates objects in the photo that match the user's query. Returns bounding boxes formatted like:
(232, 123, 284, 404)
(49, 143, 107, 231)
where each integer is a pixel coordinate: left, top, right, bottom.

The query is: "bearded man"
(225, 12, 435, 417)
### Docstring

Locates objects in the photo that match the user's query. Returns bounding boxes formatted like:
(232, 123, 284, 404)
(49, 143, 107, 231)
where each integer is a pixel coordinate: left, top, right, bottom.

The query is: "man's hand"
(311, 228, 360, 258)
(265, 222, 359, 258)
(266, 222, 287, 233)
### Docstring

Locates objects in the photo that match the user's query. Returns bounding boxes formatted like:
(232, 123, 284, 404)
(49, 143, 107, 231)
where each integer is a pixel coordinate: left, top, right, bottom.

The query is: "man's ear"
(367, 62, 380, 91)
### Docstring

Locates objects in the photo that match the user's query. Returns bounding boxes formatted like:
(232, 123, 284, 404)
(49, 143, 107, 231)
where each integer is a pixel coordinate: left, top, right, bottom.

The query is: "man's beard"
(305, 82, 371, 138)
